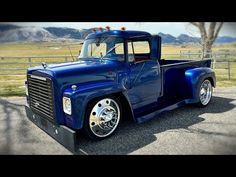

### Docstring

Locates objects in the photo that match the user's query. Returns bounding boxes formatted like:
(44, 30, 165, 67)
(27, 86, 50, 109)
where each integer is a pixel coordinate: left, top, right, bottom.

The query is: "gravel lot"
(0, 87, 236, 155)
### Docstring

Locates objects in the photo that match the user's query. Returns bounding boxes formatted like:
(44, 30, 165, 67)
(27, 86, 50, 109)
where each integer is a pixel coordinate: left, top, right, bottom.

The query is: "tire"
(196, 79, 213, 107)
(83, 96, 122, 140)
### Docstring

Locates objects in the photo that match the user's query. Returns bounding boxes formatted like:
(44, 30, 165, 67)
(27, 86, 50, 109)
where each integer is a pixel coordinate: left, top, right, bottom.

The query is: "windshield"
(79, 37, 125, 61)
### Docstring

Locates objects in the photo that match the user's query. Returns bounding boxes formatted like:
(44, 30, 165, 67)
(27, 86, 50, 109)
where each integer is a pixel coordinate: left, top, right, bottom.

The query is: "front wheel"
(83, 96, 122, 140)
(197, 79, 213, 107)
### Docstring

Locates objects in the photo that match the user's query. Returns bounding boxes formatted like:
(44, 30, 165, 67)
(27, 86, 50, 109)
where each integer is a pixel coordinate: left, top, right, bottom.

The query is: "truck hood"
(27, 59, 123, 88)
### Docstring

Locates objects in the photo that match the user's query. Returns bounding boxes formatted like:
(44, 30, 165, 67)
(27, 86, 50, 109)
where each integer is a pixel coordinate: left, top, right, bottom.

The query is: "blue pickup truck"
(25, 29, 216, 152)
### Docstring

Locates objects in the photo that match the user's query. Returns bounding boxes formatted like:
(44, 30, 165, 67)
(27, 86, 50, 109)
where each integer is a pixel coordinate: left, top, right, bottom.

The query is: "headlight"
(25, 81, 28, 96)
(63, 97, 72, 115)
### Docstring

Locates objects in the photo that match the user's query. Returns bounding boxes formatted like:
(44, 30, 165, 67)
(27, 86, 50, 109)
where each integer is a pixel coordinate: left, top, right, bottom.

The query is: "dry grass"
(0, 41, 82, 56)
(0, 75, 26, 96)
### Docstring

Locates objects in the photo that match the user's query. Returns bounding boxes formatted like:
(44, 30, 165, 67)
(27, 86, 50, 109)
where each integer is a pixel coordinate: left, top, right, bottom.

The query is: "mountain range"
(1, 24, 236, 44)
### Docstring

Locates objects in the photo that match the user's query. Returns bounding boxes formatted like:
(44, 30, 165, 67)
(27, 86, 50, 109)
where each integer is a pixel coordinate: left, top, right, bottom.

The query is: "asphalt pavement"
(0, 87, 236, 155)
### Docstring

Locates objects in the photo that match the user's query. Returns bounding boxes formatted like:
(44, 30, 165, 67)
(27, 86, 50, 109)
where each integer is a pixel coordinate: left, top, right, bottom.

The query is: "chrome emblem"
(42, 62, 47, 69)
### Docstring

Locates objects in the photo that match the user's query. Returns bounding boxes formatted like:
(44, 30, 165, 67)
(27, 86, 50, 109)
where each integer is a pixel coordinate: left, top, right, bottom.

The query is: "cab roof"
(86, 30, 152, 39)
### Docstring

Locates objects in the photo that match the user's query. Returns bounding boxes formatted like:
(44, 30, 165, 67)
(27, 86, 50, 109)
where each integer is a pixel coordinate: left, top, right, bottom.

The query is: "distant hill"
(158, 32, 200, 44)
(158, 32, 236, 44)
(0, 26, 55, 42)
(0, 24, 236, 44)
(158, 32, 180, 44)
(177, 34, 199, 43)
(0, 24, 20, 32)
(215, 36, 236, 43)
(45, 27, 82, 39)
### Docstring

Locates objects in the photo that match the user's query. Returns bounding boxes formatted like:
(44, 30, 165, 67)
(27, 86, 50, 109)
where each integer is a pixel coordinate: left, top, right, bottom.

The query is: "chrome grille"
(27, 74, 54, 120)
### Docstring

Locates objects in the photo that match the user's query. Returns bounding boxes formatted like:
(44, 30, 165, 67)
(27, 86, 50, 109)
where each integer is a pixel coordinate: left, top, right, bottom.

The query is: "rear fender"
(185, 67, 216, 103)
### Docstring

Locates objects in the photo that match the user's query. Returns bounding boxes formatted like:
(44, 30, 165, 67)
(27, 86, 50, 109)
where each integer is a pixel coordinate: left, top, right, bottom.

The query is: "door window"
(127, 40, 150, 62)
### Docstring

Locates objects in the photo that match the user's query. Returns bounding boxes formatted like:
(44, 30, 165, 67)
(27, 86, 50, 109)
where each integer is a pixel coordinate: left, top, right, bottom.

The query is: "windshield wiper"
(100, 44, 121, 60)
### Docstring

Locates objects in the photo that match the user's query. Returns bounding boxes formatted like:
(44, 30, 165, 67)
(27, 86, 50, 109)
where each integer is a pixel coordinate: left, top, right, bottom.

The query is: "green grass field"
(0, 42, 236, 96)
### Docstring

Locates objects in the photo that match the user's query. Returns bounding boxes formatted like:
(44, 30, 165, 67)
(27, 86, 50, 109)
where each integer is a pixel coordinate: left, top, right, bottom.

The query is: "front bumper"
(25, 105, 77, 153)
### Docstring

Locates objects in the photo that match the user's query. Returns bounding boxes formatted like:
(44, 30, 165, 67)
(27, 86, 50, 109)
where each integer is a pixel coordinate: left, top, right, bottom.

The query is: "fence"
(162, 50, 236, 60)
(161, 51, 236, 81)
(0, 55, 77, 75)
(0, 53, 236, 80)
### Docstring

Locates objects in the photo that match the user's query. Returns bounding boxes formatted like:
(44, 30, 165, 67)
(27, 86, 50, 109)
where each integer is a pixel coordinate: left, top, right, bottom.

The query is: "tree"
(190, 22, 223, 58)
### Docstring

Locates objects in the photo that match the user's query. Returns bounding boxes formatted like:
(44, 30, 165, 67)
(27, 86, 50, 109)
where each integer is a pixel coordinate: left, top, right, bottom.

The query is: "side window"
(128, 42, 135, 62)
(128, 42, 134, 54)
(127, 40, 150, 62)
(133, 41, 150, 54)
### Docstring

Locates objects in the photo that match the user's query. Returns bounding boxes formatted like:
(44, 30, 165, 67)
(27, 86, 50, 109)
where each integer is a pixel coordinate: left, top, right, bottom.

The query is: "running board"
(136, 100, 187, 123)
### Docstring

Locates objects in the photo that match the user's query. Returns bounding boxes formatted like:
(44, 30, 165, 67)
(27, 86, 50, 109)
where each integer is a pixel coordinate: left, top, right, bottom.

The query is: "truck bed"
(159, 59, 212, 102)
(159, 59, 211, 67)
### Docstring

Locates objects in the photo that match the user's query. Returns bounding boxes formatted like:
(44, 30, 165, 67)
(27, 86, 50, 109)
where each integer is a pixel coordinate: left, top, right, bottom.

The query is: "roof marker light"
(92, 28, 96, 33)
(121, 27, 126, 31)
(98, 27, 103, 32)
(105, 26, 111, 31)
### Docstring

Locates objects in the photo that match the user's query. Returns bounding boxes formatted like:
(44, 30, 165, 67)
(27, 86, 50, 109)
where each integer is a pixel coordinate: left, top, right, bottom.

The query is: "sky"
(4, 22, 236, 37)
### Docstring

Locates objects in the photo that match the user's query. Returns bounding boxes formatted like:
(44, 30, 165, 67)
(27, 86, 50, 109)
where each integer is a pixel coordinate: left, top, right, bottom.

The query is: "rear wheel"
(197, 79, 213, 107)
(84, 96, 121, 140)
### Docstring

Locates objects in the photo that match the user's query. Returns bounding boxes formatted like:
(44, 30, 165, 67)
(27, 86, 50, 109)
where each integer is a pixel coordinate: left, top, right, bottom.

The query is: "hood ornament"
(42, 62, 47, 69)
(71, 85, 77, 91)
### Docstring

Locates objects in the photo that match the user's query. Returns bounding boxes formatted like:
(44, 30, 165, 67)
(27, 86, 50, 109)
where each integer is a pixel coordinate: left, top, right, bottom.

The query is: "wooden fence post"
(213, 54, 216, 69)
(28, 57, 32, 67)
(228, 61, 231, 80)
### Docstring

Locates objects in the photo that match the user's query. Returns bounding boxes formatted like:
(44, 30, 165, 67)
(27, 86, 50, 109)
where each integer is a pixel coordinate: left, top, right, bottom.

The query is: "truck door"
(127, 39, 161, 109)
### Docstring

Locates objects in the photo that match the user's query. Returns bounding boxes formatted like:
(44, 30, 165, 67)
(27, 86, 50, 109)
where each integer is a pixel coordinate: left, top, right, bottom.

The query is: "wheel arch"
(67, 81, 134, 129)
(82, 91, 135, 128)
(205, 76, 216, 88)
(185, 67, 216, 103)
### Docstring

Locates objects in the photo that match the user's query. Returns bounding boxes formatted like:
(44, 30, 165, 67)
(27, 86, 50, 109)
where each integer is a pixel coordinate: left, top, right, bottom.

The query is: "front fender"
(62, 80, 130, 129)
(185, 67, 216, 103)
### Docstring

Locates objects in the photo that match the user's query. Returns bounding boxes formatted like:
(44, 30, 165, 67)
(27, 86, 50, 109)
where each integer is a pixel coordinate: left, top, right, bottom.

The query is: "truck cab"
(25, 29, 216, 152)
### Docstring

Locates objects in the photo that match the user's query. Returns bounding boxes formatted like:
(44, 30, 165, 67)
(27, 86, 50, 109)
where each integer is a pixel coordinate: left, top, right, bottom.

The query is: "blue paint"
(87, 30, 151, 40)
(26, 30, 216, 130)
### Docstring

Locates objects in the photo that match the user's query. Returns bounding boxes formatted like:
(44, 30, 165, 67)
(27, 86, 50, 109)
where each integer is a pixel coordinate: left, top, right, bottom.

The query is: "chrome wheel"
(199, 80, 212, 106)
(89, 98, 120, 138)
